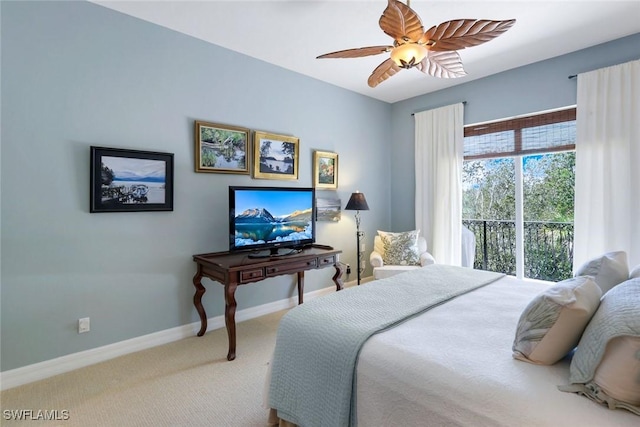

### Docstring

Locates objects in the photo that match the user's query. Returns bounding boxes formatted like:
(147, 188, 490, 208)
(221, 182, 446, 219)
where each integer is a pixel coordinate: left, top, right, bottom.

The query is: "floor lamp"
(345, 191, 369, 285)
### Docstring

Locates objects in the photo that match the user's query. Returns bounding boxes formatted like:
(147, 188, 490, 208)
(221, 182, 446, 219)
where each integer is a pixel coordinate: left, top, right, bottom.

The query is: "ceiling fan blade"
(421, 19, 516, 51)
(317, 45, 393, 59)
(416, 51, 467, 79)
(379, 0, 424, 43)
(368, 58, 401, 88)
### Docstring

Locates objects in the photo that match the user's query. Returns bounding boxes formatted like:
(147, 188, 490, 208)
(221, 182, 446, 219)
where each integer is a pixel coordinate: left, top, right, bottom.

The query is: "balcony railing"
(463, 219, 574, 282)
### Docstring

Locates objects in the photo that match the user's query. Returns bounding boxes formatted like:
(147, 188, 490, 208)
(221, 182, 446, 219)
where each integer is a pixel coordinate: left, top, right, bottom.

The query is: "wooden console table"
(192, 247, 344, 360)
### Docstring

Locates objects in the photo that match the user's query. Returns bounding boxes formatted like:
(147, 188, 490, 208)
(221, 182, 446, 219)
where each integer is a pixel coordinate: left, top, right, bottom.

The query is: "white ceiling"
(91, 1, 640, 103)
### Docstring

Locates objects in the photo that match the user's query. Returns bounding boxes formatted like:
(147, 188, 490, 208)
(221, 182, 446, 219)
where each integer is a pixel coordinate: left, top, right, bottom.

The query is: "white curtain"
(573, 59, 640, 270)
(414, 103, 464, 266)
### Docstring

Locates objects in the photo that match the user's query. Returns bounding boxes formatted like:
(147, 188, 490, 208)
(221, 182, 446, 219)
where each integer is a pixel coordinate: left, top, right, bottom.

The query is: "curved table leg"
(192, 270, 207, 337)
(333, 262, 345, 290)
(224, 282, 239, 361)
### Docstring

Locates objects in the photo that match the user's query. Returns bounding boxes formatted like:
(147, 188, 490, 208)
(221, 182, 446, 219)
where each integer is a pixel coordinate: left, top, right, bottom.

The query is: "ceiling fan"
(317, 0, 515, 88)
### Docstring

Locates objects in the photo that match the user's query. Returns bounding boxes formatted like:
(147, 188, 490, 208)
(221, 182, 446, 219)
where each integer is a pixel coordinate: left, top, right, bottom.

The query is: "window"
(462, 108, 576, 281)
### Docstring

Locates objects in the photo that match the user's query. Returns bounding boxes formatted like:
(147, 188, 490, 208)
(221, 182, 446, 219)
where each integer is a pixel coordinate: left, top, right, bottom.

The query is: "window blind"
(464, 108, 576, 160)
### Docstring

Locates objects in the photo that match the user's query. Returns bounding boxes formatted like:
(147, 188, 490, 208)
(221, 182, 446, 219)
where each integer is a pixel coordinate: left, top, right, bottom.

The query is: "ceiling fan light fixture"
(316, 0, 516, 87)
(390, 43, 428, 69)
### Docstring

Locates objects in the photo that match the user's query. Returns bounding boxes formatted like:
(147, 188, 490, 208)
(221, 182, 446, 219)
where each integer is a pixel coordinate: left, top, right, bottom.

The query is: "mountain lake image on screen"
(229, 187, 315, 253)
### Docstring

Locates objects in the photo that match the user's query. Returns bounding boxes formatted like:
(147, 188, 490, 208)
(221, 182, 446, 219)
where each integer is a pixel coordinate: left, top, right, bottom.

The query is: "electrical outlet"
(78, 317, 90, 334)
(346, 264, 351, 275)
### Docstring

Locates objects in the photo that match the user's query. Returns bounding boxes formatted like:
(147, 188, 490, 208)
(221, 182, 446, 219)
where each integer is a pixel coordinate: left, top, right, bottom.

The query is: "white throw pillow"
(377, 230, 421, 266)
(574, 251, 629, 294)
(512, 276, 602, 365)
(630, 264, 640, 279)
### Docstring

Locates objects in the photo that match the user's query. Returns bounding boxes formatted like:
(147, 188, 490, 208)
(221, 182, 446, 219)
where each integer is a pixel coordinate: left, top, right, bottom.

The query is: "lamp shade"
(345, 192, 369, 211)
(390, 43, 428, 68)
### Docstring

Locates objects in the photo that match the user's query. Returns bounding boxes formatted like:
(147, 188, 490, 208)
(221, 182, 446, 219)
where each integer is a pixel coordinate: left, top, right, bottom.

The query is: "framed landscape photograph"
(194, 121, 250, 174)
(90, 146, 174, 213)
(313, 150, 338, 189)
(253, 131, 299, 180)
(316, 197, 341, 221)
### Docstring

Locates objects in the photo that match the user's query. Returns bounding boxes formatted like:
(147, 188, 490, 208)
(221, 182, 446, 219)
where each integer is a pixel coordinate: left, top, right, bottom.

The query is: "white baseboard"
(0, 280, 357, 391)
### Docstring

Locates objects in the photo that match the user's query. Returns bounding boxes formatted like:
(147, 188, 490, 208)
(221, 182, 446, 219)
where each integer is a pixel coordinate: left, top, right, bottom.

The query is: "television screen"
(229, 186, 316, 255)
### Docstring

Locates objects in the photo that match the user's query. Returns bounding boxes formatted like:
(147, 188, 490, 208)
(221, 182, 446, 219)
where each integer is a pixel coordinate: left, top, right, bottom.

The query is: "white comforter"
(356, 276, 638, 426)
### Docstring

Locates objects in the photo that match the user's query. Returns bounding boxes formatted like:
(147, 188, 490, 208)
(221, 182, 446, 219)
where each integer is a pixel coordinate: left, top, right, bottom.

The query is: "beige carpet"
(0, 310, 287, 427)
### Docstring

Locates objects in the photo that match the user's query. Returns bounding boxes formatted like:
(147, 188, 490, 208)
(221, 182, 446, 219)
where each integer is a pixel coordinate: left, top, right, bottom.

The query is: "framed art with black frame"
(90, 146, 174, 213)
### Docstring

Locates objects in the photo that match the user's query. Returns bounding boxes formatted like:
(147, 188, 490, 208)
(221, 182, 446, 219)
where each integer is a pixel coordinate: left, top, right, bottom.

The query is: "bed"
(264, 264, 639, 426)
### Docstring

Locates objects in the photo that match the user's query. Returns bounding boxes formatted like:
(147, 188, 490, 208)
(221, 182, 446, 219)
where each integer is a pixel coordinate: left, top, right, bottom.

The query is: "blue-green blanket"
(268, 264, 505, 427)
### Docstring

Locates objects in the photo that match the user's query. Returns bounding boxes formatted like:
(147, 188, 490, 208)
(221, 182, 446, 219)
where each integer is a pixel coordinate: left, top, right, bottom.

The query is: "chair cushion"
(377, 230, 421, 266)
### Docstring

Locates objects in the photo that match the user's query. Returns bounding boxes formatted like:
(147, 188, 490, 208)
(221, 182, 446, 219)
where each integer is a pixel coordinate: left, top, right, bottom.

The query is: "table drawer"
(240, 268, 265, 283)
(318, 255, 336, 266)
(266, 258, 318, 276)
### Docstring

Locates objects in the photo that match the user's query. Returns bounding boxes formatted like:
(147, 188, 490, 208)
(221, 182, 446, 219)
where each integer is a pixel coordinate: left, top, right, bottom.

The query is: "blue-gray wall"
(2, 0, 639, 373)
(389, 33, 640, 231)
(0, 1, 391, 371)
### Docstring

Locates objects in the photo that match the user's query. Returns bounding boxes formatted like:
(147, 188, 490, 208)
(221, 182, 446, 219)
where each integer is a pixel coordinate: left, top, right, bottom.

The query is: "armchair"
(370, 232, 435, 280)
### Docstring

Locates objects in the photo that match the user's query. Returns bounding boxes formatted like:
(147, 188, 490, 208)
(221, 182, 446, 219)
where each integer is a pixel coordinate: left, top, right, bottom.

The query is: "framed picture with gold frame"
(313, 150, 338, 189)
(194, 120, 250, 174)
(253, 131, 299, 180)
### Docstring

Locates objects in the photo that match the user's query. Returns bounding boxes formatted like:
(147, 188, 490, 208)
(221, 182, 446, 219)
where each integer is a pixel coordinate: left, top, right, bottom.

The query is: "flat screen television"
(229, 186, 316, 257)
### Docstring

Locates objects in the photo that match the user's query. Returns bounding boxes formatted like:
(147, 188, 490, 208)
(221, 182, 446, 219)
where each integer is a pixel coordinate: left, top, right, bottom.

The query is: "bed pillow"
(560, 278, 640, 415)
(512, 276, 601, 365)
(377, 230, 421, 266)
(593, 336, 640, 407)
(630, 264, 640, 279)
(574, 251, 629, 294)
